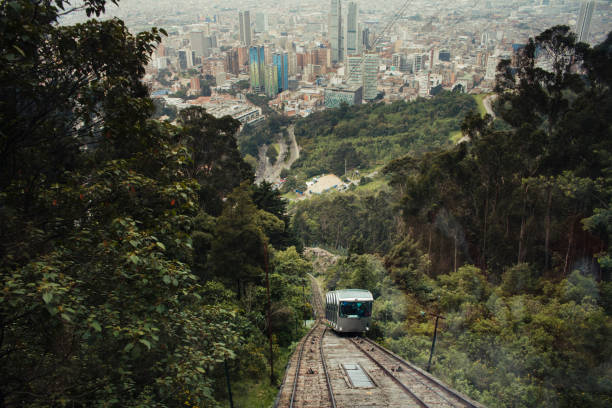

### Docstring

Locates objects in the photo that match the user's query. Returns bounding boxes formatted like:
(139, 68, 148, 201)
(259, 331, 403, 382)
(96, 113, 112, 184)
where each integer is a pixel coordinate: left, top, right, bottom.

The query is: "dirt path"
(483, 94, 497, 118)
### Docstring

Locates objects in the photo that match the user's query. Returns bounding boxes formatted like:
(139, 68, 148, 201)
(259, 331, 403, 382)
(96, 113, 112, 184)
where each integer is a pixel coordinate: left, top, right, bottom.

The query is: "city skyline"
(107, 0, 612, 118)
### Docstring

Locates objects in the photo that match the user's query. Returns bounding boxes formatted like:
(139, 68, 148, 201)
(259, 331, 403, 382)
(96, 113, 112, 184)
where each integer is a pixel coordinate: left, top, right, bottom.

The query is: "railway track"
(276, 276, 335, 408)
(349, 337, 485, 408)
(277, 274, 486, 408)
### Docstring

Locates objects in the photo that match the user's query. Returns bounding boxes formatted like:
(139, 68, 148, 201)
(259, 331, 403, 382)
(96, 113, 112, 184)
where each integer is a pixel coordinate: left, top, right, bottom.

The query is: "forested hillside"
(0, 2, 309, 406)
(306, 26, 612, 408)
(292, 92, 477, 176)
(2, 1, 611, 406)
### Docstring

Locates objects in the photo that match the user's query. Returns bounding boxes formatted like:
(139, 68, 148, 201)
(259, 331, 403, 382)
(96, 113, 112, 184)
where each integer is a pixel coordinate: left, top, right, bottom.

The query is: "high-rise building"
(273, 52, 289, 92)
(190, 32, 206, 58)
(192, 35, 214, 58)
(362, 27, 371, 51)
(237, 47, 249, 67)
(328, 0, 343, 63)
(485, 54, 498, 81)
(288, 52, 297, 76)
(178, 50, 187, 71)
(249, 45, 265, 92)
(412, 54, 423, 73)
(576, 1, 595, 43)
(239, 11, 252, 46)
(264, 64, 279, 97)
(177, 49, 196, 71)
(264, 47, 273, 65)
(296, 53, 306, 70)
(345, 2, 359, 57)
(190, 77, 201, 92)
(311, 47, 331, 70)
(392, 53, 404, 71)
(255, 12, 268, 33)
(345, 55, 362, 87)
(362, 53, 379, 100)
(225, 49, 240, 75)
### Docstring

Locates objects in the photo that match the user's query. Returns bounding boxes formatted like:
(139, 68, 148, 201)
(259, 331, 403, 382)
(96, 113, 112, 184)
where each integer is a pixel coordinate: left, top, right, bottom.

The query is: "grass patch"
(282, 191, 299, 200)
(355, 177, 388, 193)
(449, 130, 463, 143)
(224, 378, 278, 408)
(219, 330, 309, 408)
(272, 143, 280, 154)
(472, 94, 489, 117)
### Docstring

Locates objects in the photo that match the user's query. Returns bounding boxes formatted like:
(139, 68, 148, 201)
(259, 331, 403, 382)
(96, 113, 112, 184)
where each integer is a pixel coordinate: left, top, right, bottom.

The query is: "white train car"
(325, 289, 373, 333)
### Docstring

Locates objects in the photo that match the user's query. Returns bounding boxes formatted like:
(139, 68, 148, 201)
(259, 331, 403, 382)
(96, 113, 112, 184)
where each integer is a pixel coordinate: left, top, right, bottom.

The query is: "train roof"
(330, 289, 373, 301)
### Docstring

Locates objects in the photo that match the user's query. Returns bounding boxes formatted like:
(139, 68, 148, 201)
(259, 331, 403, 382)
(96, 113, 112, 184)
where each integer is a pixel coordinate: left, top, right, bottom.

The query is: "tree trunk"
(544, 186, 552, 270)
(454, 231, 458, 273)
(518, 185, 529, 263)
(335, 223, 340, 249)
(428, 226, 432, 259)
(482, 195, 488, 270)
(563, 219, 575, 276)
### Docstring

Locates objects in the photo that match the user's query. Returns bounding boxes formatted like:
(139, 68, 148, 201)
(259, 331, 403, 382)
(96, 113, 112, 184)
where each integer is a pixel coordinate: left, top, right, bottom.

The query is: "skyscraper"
(345, 2, 359, 57)
(255, 12, 268, 33)
(576, 1, 595, 43)
(345, 55, 362, 87)
(239, 11, 252, 46)
(264, 64, 279, 97)
(225, 49, 240, 75)
(249, 45, 265, 92)
(273, 52, 289, 92)
(362, 53, 379, 100)
(361, 27, 373, 51)
(190, 32, 206, 58)
(413, 54, 423, 73)
(328, 0, 342, 63)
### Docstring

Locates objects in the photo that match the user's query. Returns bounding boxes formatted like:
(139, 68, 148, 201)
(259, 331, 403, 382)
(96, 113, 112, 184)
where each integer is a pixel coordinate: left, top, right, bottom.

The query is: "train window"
(340, 301, 372, 318)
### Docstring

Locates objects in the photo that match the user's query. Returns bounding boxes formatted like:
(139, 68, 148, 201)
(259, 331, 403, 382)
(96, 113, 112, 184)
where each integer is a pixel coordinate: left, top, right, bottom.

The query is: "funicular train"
(324, 289, 373, 333)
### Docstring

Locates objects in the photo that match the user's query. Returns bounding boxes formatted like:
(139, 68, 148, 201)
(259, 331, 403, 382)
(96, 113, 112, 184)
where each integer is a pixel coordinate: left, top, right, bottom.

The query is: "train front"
(336, 289, 373, 333)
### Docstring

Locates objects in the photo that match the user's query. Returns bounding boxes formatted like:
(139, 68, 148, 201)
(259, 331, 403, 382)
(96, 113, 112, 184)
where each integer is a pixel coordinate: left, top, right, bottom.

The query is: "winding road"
(255, 124, 300, 184)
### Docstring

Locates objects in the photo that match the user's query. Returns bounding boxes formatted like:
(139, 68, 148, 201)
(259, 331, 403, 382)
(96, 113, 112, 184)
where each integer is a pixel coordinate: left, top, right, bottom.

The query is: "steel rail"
(360, 337, 486, 408)
(319, 327, 336, 408)
(349, 337, 430, 408)
(289, 321, 320, 407)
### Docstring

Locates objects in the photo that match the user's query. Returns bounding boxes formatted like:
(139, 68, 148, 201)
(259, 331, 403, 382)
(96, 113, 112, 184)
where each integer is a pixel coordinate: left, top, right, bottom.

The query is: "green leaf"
(91, 321, 102, 332)
(139, 339, 151, 350)
(129, 254, 139, 264)
(162, 275, 171, 284)
(42, 292, 53, 304)
(124, 343, 134, 353)
(196, 367, 206, 374)
(12, 45, 25, 57)
(156, 242, 166, 250)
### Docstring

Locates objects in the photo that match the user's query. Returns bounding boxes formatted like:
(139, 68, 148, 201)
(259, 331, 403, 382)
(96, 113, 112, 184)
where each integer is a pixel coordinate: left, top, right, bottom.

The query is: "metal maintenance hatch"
(342, 363, 375, 388)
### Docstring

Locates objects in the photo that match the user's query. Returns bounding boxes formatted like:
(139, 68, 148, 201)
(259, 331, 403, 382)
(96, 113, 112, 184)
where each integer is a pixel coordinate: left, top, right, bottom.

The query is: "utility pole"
(421, 311, 445, 372)
(224, 360, 234, 408)
(263, 242, 276, 385)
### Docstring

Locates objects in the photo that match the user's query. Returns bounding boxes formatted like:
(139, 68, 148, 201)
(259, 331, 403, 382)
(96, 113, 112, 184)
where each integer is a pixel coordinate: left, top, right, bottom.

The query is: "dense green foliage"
(291, 188, 399, 253)
(306, 26, 612, 408)
(0, 1, 310, 406)
(315, 238, 611, 407)
(384, 26, 612, 279)
(237, 114, 291, 158)
(292, 93, 477, 176)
